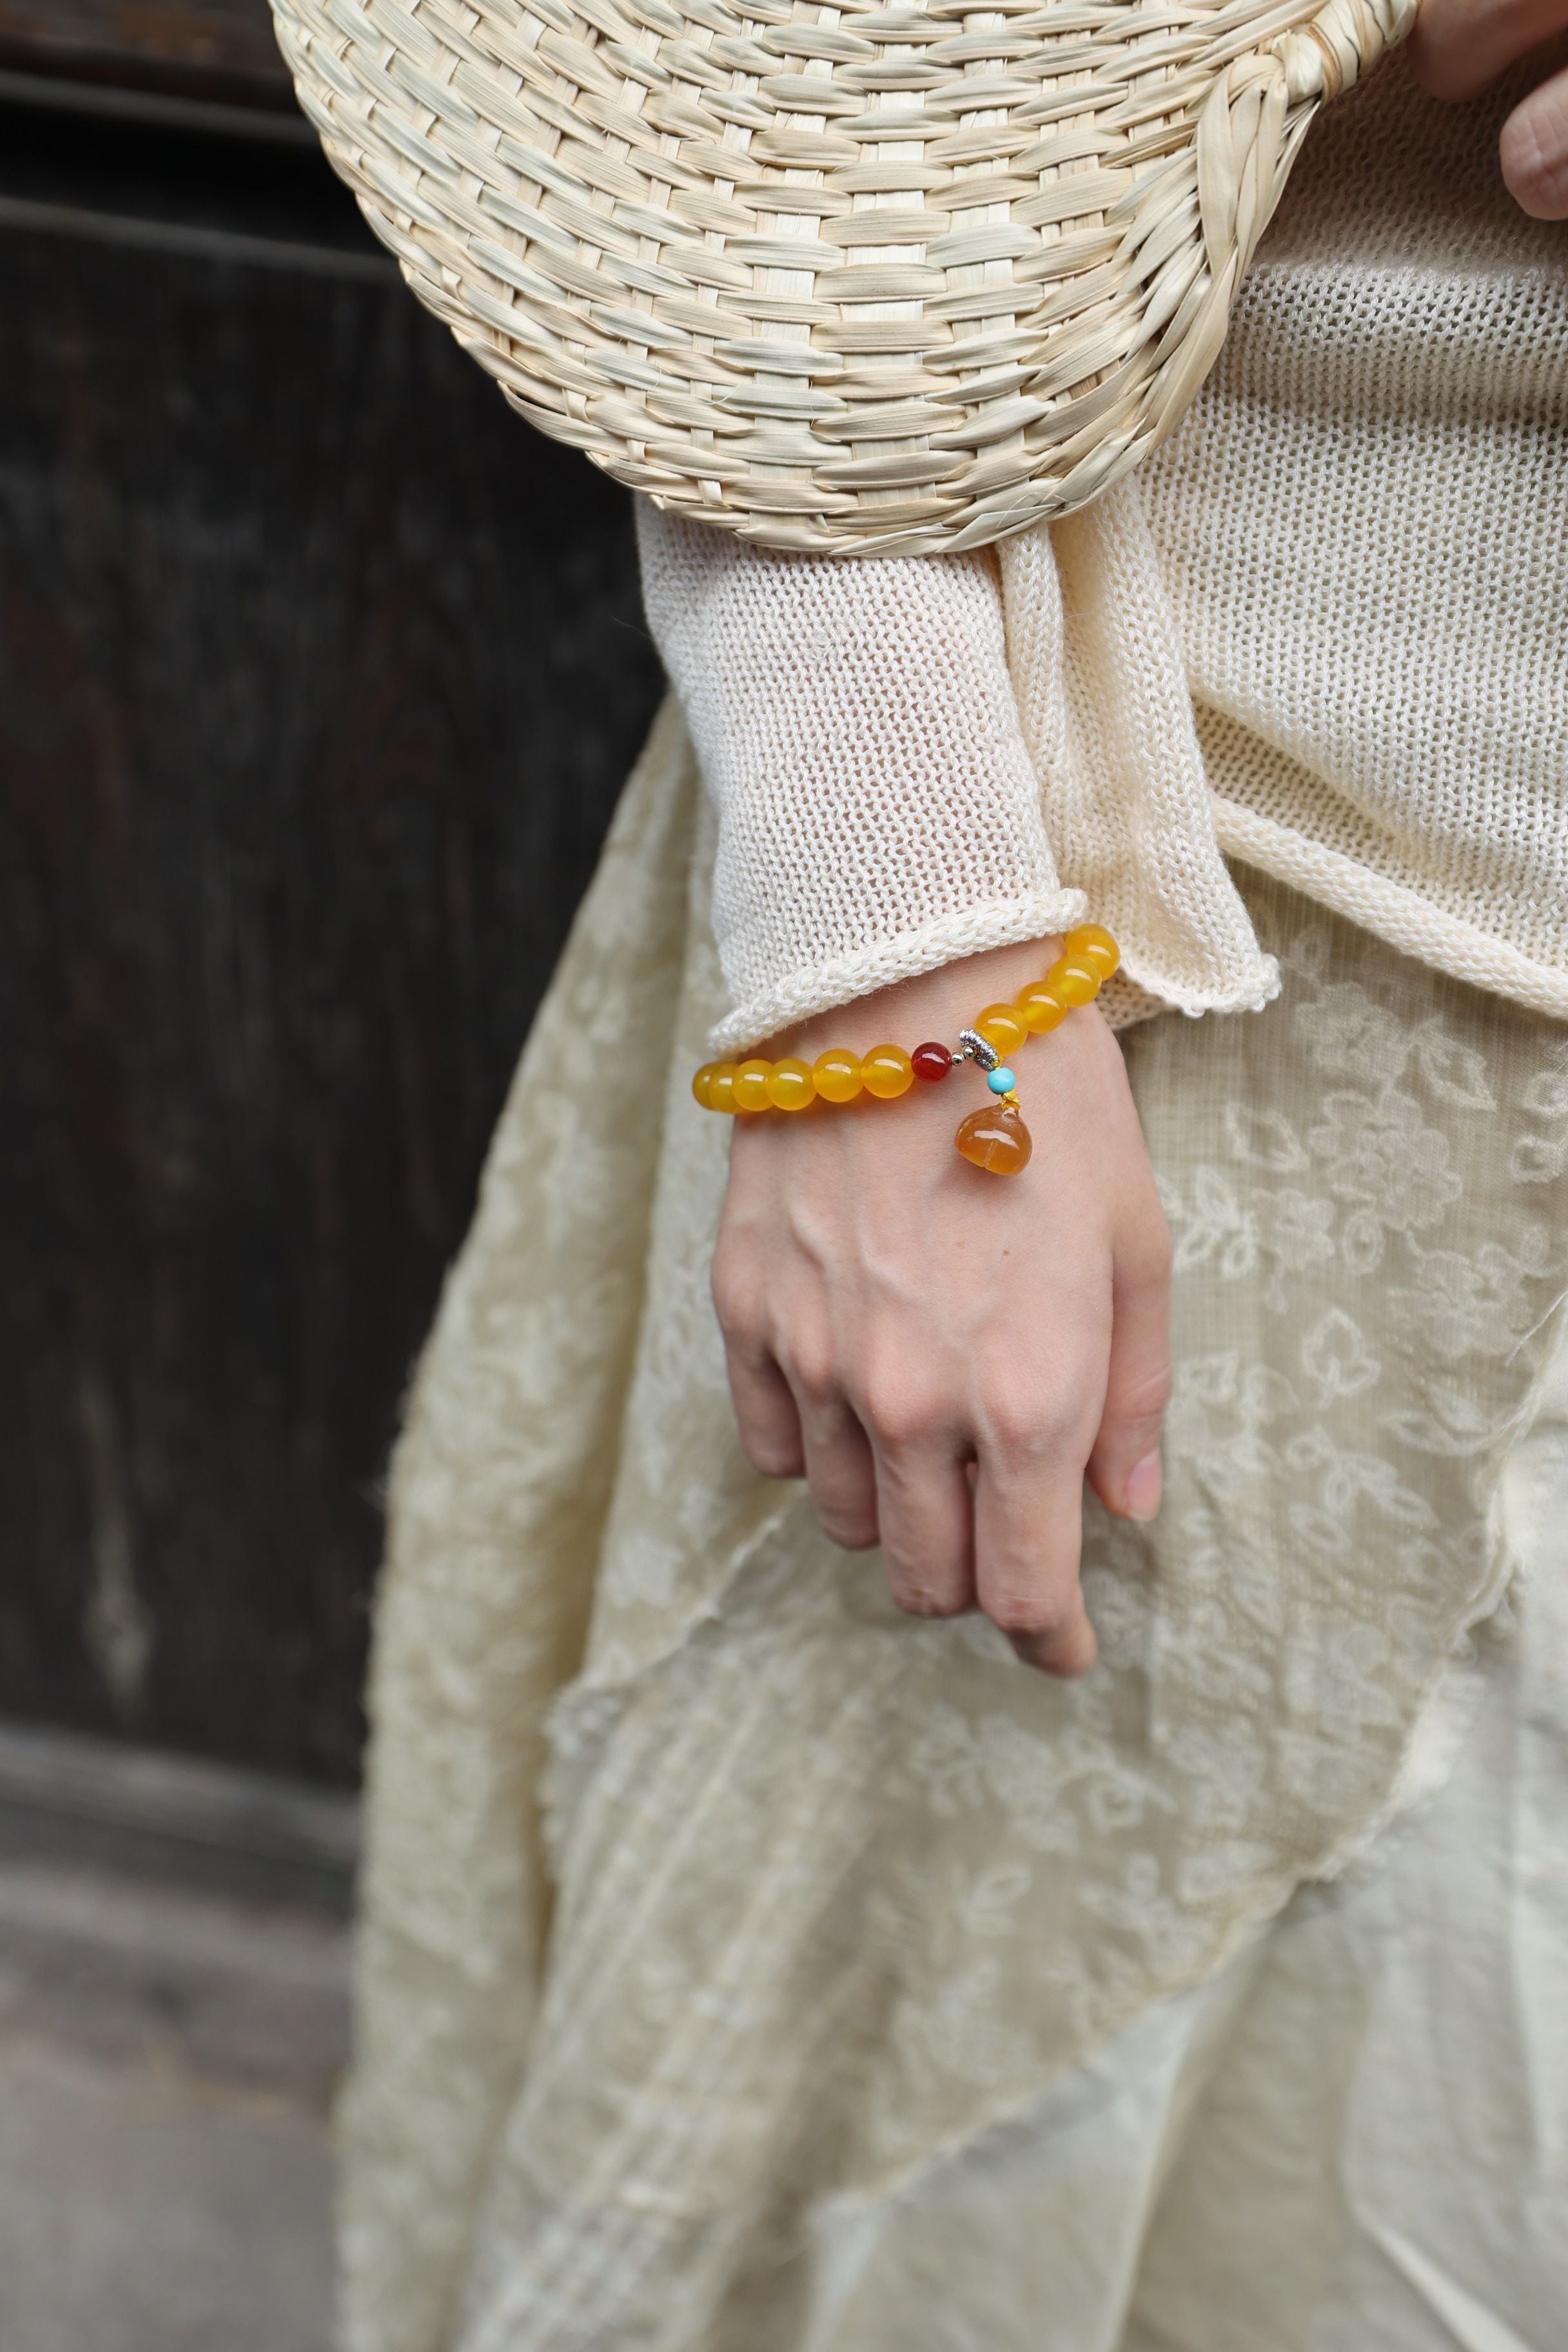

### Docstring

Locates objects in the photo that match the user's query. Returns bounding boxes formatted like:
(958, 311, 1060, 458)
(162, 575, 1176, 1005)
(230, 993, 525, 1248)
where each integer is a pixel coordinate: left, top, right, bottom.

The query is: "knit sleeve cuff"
(706, 888, 1089, 1057)
(637, 498, 1075, 1052)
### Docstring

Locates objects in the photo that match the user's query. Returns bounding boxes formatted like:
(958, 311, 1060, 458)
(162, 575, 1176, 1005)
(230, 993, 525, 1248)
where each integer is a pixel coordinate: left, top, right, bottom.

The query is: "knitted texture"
(639, 56, 1567, 1051)
(636, 502, 1086, 1057)
(1142, 51, 1568, 1021)
(997, 482, 1279, 1020)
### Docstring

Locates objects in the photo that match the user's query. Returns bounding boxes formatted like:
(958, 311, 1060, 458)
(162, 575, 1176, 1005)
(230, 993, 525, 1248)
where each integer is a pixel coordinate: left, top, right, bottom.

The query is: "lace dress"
(335, 706, 1568, 2351)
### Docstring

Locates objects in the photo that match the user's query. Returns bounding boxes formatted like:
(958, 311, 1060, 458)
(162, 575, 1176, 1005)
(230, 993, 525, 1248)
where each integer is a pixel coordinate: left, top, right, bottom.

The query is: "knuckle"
(859, 1374, 942, 1455)
(745, 1438, 802, 1481)
(783, 1337, 838, 1408)
(819, 1516, 874, 1554)
(885, 1565, 966, 1620)
(1502, 115, 1554, 208)
(975, 1384, 1085, 1464)
(710, 1255, 762, 1348)
(818, 1510, 879, 1553)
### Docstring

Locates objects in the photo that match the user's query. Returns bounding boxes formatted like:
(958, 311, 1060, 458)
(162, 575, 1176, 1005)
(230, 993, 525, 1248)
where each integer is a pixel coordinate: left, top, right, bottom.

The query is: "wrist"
(762, 936, 1069, 1065)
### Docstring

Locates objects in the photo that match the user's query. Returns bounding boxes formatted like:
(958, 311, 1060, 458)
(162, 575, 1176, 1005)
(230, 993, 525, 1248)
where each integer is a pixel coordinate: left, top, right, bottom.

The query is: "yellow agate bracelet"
(692, 925, 1119, 1177)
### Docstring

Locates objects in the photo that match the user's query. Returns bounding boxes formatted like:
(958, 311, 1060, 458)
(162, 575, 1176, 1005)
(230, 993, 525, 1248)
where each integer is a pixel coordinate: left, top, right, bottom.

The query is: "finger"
(871, 1435, 977, 1616)
(1502, 63, 1568, 216)
(1086, 1219, 1173, 1524)
(1409, 0, 1568, 101)
(974, 1438, 1099, 1678)
(796, 1393, 881, 1551)
(723, 1337, 806, 1478)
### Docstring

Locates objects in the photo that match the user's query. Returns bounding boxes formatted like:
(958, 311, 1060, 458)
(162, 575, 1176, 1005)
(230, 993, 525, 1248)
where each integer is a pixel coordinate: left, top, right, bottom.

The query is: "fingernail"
(1124, 1449, 1162, 1522)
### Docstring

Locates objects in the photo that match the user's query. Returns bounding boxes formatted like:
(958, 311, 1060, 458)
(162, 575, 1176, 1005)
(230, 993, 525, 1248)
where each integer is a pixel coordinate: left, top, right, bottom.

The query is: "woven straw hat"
(271, 0, 1412, 556)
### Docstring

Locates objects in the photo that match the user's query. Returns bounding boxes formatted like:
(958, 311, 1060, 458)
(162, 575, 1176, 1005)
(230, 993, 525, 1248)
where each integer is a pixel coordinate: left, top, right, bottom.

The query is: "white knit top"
(638, 54, 1568, 1059)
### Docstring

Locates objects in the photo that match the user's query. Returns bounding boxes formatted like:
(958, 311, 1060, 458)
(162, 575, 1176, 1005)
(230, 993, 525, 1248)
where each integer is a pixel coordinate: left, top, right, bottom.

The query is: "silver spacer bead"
(957, 1027, 999, 1072)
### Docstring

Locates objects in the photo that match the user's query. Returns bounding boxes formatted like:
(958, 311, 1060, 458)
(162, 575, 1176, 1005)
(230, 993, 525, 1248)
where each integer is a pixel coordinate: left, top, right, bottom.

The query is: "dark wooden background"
(0, 3, 296, 108)
(0, 10, 665, 1784)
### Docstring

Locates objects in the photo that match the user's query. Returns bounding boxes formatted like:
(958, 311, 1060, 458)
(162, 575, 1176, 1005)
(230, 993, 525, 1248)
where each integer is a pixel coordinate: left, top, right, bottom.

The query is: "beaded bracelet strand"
(692, 925, 1119, 1177)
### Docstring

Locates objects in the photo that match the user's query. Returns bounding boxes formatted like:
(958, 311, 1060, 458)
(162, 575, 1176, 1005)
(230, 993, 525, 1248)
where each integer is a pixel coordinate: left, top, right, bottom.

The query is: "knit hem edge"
(1212, 798, 1568, 1024)
(706, 890, 1090, 1055)
(1112, 948, 1282, 1026)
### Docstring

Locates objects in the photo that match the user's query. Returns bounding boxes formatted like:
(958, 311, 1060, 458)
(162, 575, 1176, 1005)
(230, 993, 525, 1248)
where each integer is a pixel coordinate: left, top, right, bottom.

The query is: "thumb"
(1085, 1227, 1171, 1524)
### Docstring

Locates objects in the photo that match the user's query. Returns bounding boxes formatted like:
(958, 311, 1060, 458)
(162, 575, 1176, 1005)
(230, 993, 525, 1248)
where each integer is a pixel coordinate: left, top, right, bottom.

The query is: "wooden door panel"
(0, 2, 292, 106)
(0, 127, 663, 1781)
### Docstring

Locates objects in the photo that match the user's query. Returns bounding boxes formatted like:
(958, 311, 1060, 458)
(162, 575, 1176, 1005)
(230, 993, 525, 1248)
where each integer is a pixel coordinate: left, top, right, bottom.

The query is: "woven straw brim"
(271, 0, 1411, 556)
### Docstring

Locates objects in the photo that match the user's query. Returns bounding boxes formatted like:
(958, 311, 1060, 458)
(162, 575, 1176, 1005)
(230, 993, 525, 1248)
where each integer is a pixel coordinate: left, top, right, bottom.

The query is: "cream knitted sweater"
(638, 55, 1568, 1059)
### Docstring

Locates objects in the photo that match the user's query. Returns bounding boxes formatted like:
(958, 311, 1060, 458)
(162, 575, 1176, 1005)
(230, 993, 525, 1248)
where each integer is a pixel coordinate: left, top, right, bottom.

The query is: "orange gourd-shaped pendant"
(954, 1105, 1032, 1175)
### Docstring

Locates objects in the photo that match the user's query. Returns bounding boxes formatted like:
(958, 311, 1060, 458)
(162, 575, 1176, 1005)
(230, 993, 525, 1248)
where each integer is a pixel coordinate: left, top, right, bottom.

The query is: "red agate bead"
(911, 1041, 953, 1083)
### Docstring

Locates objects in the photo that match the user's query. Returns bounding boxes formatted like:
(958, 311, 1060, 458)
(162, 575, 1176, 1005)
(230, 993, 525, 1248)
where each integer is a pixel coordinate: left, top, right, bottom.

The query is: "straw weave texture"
(270, 0, 1411, 555)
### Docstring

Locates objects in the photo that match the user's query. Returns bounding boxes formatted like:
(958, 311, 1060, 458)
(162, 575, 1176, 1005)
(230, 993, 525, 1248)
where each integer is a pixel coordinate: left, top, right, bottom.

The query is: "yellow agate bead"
(975, 1001, 1029, 1056)
(1066, 923, 1121, 979)
(707, 1063, 738, 1112)
(812, 1048, 864, 1104)
(1015, 980, 1068, 1033)
(734, 1058, 774, 1112)
(692, 1064, 716, 1108)
(767, 1058, 816, 1111)
(861, 1044, 914, 1099)
(1045, 951, 1102, 1007)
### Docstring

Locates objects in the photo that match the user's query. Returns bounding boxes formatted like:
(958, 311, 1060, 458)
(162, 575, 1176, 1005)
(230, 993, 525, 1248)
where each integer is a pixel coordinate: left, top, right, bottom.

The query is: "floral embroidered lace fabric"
(338, 703, 1568, 2352)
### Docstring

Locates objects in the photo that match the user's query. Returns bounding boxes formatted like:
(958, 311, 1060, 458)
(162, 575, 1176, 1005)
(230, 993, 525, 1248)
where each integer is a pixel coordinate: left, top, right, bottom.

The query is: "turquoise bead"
(986, 1065, 1015, 1093)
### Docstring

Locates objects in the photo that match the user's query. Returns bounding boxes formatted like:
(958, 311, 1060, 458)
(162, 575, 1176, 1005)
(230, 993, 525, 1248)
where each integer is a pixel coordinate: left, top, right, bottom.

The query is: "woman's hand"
(1411, 0, 1568, 217)
(710, 939, 1171, 1678)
